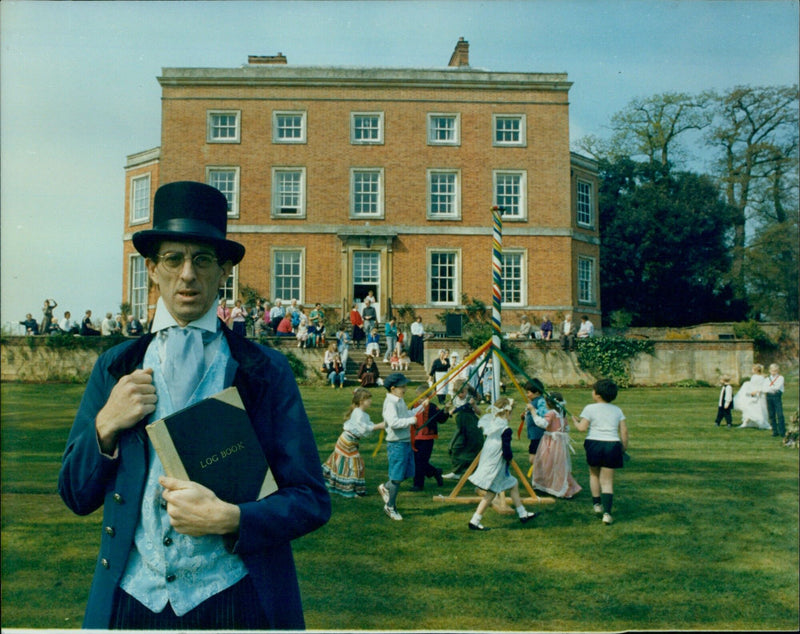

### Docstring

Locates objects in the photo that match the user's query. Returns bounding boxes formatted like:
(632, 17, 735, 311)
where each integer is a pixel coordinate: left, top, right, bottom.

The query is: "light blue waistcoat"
(119, 331, 248, 616)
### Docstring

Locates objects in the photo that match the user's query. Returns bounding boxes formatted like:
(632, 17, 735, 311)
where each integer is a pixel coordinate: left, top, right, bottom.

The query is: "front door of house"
(353, 250, 380, 313)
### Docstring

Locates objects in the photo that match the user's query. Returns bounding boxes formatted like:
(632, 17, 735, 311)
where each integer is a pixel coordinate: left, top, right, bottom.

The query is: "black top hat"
(132, 181, 245, 264)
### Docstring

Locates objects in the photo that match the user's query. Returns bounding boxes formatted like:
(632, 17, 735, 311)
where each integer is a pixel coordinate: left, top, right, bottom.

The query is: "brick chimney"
(448, 37, 469, 67)
(248, 53, 288, 65)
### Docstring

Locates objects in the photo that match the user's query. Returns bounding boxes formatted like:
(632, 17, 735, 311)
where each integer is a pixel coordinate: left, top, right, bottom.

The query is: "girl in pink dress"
(532, 392, 582, 499)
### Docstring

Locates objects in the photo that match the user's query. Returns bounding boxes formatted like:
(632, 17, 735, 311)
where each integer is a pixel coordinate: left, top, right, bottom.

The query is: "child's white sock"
(470, 512, 483, 525)
(516, 505, 528, 518)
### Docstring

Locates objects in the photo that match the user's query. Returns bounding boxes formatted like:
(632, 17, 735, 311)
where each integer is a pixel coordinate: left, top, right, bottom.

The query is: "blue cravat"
(162, 327, 205, 410)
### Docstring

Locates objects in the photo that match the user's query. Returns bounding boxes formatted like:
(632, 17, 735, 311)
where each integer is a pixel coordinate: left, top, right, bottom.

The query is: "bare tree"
(608, 92, 712, 175)
(705, 85, 799, 298)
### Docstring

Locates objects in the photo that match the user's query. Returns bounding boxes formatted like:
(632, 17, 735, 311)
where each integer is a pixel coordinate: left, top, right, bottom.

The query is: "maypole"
(490, 205, 504, 402)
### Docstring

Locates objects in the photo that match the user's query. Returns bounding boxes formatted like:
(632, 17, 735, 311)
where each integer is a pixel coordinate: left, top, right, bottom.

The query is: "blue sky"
(1, 0, 798, 328)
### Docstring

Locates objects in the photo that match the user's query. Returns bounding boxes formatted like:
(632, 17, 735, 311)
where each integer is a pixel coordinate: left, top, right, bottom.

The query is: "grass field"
(2, 380, 798, 631)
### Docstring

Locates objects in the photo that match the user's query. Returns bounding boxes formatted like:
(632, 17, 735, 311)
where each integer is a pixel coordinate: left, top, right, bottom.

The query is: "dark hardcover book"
(146, 386, 278, 504)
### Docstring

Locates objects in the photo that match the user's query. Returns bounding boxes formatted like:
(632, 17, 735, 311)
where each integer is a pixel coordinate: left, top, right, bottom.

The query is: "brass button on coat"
(104, 526, 116, 537)
(112, 493, 124, 504)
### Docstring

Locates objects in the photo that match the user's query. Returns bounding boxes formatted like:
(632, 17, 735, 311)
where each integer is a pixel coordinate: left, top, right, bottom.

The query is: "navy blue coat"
(58, 328, 331, 629)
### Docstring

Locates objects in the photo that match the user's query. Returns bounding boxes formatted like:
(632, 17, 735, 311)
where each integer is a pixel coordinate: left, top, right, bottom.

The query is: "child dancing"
(467, 397, 539, 531)
(531, 392, 582, 499)
(379, 373, 428, 520)
(322, 388, 385, 497)
(573, 379, 629, 525)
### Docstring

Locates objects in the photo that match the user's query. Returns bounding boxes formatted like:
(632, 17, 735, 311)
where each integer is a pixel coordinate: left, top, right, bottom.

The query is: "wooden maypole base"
(432, 452, 556, 510)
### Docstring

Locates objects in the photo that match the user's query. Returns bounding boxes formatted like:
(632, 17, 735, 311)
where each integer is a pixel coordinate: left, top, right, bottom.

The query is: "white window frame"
(578, 256, 595, 304)
(272, 248, 305, 304)
(271, 168, 307, 219)
(427, 169, 461, 220)
(219, 266, 238, 305)
(577, 179, 594, 228)
(207, 110, 241, 143)
(428, 249, 460, 306)
(492, 114, 526, 147)
(351, 112, 384, 145)
(129, 174, 151, 225)
(427, 113, 461, 146)
(350, 168, 384, 219)
(493, 170, 527, 220)
(273, 111, 307, 144)
(501, 249, 526, 307)
(206, 167, 240, 218)
(128, 254, 149, 319)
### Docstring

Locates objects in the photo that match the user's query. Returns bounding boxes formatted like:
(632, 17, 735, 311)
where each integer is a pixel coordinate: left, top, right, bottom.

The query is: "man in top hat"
(58, 181, 330, 630)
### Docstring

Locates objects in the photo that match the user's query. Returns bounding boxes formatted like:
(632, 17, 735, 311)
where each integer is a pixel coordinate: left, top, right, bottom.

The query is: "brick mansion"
(122, 38, 600, 327)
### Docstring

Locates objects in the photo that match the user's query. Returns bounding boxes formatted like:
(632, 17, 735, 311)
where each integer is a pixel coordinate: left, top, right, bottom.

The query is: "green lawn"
(2, 381, 798, 630)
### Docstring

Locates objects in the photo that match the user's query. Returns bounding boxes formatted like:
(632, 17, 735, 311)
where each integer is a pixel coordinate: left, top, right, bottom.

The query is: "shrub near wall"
(575, 337, 655, 387)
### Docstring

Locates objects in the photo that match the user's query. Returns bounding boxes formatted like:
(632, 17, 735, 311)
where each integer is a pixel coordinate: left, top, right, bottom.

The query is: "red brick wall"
(124, 70, 599, 325)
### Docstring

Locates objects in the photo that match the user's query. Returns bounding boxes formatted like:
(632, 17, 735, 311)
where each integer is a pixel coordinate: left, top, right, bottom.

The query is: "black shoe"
(410, 486, 424, 492)
(434, 470, 444, 487)
(519, 512, 539, 524)
(468, 522, 490, 531)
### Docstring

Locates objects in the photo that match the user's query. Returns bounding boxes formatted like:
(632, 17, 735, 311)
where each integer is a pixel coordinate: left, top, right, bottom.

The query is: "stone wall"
(1, 335, 754, 387)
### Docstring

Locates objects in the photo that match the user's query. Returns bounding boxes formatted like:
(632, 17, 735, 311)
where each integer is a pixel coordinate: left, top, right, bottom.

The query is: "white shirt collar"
(149, 297, 220, 334)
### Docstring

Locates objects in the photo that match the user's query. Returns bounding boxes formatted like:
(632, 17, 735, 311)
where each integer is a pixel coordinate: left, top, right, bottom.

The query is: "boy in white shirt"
(573, 379, 628, 525)
(714, 375, 734, 428)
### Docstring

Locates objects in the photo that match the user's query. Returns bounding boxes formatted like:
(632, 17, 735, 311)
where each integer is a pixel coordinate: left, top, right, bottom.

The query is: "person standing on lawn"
(321, 388, 385, 497)
(58, 181, 330, 629)
(763, 363, 786, 438)
(522, 378, 549, 468)
(378, 373, 428, 520)
(410, 384, 450, 491)
(572, 378, 628, 525)
(467, 397, 539, 531)
(714, 375, 734, 428)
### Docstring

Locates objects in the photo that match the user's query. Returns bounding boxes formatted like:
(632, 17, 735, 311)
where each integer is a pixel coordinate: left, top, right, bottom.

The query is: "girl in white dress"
(734, 364, 770, 429)
(467, 397, 538, 531)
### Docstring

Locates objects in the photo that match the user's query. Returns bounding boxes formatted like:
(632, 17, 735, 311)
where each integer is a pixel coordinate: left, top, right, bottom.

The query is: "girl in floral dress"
(322, 388, 385, 497)
(531, 393, 582, 499)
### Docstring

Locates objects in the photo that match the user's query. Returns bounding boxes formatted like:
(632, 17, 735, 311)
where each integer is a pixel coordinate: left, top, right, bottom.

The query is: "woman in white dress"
(734, 364, 770, 429)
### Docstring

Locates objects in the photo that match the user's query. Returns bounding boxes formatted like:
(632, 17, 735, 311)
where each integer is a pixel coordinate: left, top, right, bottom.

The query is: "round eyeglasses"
(154, 252, 220, 271)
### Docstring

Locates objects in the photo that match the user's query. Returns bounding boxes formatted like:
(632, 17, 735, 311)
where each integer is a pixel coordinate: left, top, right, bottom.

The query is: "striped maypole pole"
(491, 206, 504, 401)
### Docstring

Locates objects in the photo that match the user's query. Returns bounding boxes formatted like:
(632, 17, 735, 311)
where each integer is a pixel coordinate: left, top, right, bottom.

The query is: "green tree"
(744, 220, 799, 320)
(598, 158, 744, 326)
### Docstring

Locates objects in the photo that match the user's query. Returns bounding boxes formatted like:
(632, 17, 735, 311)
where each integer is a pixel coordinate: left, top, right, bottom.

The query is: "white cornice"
(124, 225, 599, 245)
(158, 66, 571, 93)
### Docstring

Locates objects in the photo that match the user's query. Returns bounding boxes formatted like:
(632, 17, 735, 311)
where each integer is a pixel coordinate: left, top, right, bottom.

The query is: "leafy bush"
(283, 350, 307, 380)
(574, 337, 655, 387)
(436, 296, 527, 373)
(733, 320, 779, 354)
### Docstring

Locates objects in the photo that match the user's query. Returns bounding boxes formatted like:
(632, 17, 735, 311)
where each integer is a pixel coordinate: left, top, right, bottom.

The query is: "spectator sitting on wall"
(509, 315, 532, 339)
(126, 315, 144, 337)
(101, 312, 120, 336)
(80, 310, 100, 336)
(540, 316, 553, 340)
(577, 315, 594, 339)
(60, 311, 80, 335)
(19, 313, 40, 335)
